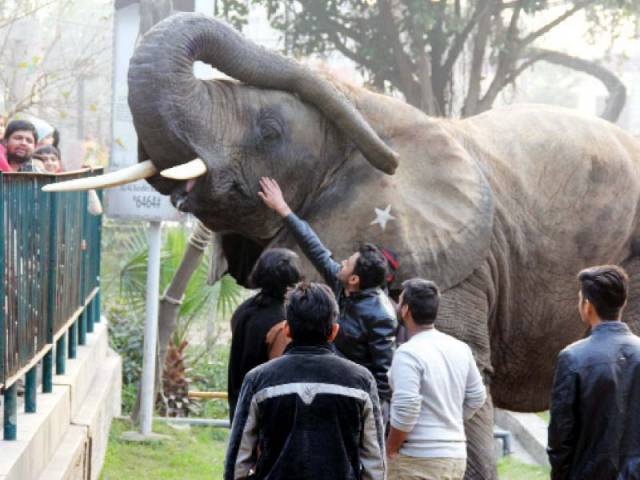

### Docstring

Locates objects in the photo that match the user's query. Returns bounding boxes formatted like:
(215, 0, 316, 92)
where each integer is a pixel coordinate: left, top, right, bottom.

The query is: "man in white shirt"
(386, 279, 487, 480)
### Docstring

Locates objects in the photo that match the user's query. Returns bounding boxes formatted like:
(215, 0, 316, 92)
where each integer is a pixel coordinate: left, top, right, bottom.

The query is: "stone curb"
(494, 408, 550, 467)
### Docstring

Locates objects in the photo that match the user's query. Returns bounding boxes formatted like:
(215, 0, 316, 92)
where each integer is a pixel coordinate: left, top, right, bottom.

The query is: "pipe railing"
(0, 169, 103, 440)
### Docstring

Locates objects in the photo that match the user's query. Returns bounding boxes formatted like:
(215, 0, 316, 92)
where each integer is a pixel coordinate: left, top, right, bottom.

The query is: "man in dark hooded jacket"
(258, 177, 397, 418)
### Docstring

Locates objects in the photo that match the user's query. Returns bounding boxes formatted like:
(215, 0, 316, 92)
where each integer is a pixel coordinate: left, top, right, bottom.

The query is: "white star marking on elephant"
(370, 204, 395, 231)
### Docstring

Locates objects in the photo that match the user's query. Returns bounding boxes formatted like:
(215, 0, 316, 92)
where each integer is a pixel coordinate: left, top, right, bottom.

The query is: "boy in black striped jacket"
(224, 282, 386, 480)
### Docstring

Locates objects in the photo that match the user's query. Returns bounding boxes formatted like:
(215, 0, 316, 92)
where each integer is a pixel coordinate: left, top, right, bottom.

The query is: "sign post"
(111, 0, 214, 440)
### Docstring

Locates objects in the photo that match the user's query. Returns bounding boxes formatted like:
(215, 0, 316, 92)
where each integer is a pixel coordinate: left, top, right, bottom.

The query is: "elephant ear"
(302, 120, 494, 292)
(393, 123, 494, 290)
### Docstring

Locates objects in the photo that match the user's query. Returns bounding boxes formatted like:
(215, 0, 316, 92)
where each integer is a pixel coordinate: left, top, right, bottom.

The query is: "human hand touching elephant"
(258, 177, 292, 218)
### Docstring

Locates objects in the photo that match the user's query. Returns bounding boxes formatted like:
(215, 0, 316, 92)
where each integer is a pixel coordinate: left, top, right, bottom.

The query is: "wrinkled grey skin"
(128, 13, 640, 479)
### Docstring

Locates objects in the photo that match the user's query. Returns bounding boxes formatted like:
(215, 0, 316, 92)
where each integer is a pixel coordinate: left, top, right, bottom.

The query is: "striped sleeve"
(360, 374, 386, 480)
(224, 374, 259, 480)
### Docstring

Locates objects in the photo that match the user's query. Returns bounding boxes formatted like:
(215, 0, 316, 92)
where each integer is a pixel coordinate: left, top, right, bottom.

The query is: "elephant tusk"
(42, 160, 158, 192)
(159, 158, 207, 180)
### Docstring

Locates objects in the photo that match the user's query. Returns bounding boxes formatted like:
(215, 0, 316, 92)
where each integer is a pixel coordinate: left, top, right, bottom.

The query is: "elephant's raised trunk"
(128, 13, 398, 174)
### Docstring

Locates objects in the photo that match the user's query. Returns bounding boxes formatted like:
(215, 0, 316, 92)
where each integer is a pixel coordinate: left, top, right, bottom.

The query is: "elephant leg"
(620, 256, 640, 334)
(437, 264, 497, 480)
(463, 393, 496, 479)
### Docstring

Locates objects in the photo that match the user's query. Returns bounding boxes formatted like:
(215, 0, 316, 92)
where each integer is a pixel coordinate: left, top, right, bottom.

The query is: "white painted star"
(370, 204, 396, 231)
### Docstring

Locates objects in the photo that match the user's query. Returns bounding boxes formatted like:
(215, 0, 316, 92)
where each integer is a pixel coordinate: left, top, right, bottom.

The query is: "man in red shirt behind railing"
(0, 116, 9, 172)
(3, 120, 42, 172)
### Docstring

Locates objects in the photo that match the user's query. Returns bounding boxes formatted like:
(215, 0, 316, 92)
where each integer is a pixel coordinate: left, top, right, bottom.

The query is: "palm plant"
(102, 220, 246, 418)
(116, 224, 244, 345)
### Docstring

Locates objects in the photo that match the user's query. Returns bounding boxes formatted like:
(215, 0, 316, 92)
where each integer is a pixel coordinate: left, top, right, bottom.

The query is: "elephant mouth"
(170, 179, 198, 212)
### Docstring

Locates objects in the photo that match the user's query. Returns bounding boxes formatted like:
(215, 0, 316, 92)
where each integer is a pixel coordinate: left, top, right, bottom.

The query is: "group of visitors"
(0, 117, 63, 173)
(224, 178, 486, 480)
(223, 178, 640, 480)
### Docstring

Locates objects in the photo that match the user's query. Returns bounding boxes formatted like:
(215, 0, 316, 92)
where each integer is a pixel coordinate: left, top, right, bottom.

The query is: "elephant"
(47, 12, 640, 479)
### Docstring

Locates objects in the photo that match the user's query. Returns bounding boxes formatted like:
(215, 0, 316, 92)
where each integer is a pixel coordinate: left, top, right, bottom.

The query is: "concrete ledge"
(36, 425, 89, 480)
(54, 322, 108, 417)
(0, 385, 71, 480)
(72, 350, 121, 480)
(494, 409, 550, 467)
(0, 319, 120, 480)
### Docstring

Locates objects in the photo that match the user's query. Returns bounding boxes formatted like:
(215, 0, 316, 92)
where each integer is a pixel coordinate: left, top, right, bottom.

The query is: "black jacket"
(548, 322, 640, 480)
(284, 214, 397, 401)
(227, 295, 285, 420)
(224, 343, 386, 480)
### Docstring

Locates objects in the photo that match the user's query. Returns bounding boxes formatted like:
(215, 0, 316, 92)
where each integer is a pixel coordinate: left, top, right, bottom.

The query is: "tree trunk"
(131, 221, 212, 422)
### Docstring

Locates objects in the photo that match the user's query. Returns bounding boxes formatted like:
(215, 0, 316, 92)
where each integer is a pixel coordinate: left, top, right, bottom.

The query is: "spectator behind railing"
(4, 119, 45, 173)
(38, 127, 60, 149)
(0, 115, 10, 172)
(33, 145, 63, 173)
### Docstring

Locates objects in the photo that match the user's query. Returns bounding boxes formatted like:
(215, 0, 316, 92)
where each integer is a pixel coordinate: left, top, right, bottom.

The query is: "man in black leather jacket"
(259, 177, 397, 413)
(548, 265, 640, 480)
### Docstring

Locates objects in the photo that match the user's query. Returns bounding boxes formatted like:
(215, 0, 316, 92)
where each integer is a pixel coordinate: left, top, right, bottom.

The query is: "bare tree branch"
(527, 48, 627, 122)
(520, 0, 597, 47)
(442, 0, 493, 80)
(462, 0, 495, 116)
(377, 0, 423, 108)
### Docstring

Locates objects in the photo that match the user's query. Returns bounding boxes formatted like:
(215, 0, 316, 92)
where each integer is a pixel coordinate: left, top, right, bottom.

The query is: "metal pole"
(3, 383, 17, 440)
(42, 350, 53, 393)
(68, 321, 77, 359)
(139, 221, 162, 436)
(87, 301, 94, 333)
(94, 291, 101, 323)
(56, 333, 66, 374)
(25, 366, 37, 412)
(79, 310, 87, 345)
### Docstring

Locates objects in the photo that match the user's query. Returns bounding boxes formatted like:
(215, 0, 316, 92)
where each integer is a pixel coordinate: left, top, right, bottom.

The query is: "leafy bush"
(106, 297, 144, 413)
(189, 345, 231, 420)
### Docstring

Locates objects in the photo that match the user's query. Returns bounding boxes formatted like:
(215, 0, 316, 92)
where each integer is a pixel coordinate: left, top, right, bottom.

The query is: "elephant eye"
(259, 120, 281, 142)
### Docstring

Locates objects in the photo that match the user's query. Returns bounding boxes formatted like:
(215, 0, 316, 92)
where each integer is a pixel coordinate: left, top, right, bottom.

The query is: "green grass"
(100, 420, 228, 480)
(537, 410, 550, 423)
(498, 456, 550, 479)
(101, 419, 548, 479)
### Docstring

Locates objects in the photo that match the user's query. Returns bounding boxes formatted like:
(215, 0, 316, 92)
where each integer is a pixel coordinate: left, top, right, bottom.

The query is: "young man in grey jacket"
(386, 279, 486, 480)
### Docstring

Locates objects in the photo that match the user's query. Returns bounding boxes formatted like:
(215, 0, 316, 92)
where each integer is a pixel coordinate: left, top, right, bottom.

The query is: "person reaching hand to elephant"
(259, 176, 397, 421)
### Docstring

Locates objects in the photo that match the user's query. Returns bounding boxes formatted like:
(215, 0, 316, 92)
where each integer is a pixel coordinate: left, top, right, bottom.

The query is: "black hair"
(4, 120, 38, 144)
(34, 145, 60, 159)
(249, 248, 302, 303)
(401, 278, 440, 325)
(285, 282, 338, 344)
(578, 265, 628, 320)
(52, 128, 60, 148)
(354, 243, 388, 289)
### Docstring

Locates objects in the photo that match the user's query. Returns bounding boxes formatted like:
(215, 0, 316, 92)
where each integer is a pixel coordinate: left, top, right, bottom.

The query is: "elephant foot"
(464, 395, 498, 480)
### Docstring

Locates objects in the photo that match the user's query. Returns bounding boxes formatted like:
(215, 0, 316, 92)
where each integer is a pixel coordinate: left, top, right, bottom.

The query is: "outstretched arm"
(259, 177, 341, 287)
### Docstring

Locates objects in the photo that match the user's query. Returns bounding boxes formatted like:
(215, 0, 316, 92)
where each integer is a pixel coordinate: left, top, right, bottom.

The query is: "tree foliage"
(0, 0, 111, 121)
(218, 0, 638, 119)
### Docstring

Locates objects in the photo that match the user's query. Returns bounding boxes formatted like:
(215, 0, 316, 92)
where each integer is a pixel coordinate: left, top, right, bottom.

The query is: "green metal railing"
(0, 169, 103, 440)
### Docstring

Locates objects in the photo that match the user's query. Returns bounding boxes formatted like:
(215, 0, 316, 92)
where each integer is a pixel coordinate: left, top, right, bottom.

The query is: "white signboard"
(106, 1, 184, 221)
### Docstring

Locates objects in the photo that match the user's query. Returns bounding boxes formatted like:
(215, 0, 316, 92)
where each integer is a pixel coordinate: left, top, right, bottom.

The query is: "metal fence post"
(3, 383, 17, 440)
(25, 365, 37, 412)
(87, 299, 94, 334)
(0, 173, 4, 391)
(56, 333, 66, 375)
(46, 187, 59, 365)
(79, 310, 87, 346)
(68, 320, 77, 359)
(94, 291, 101, 324)
(42, 350, 53, 393)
